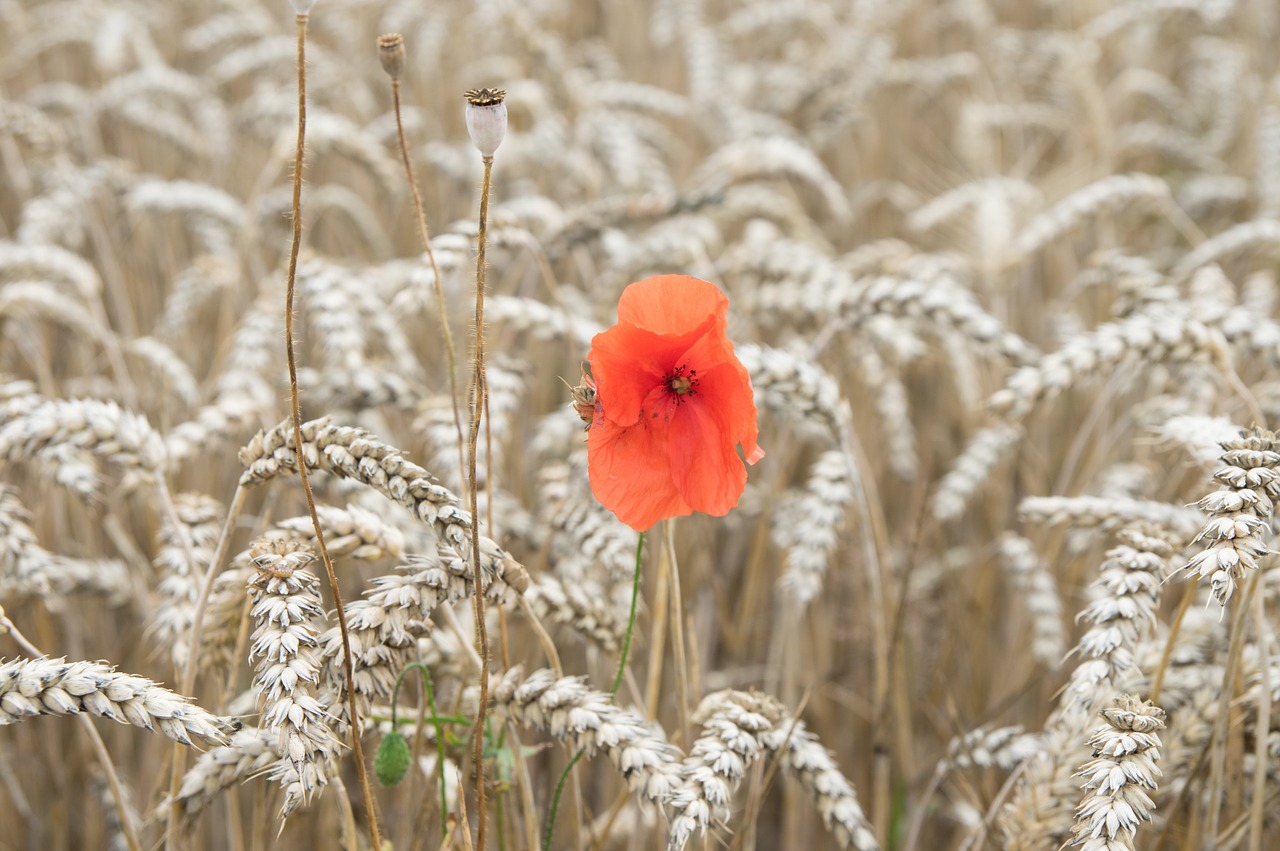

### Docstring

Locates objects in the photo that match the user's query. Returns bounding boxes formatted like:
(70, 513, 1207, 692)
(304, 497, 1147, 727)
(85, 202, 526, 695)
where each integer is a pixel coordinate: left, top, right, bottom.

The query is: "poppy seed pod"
(464, 88, 507, 158)
(289, 0, 317, 13)
(377, 33, 405, 80)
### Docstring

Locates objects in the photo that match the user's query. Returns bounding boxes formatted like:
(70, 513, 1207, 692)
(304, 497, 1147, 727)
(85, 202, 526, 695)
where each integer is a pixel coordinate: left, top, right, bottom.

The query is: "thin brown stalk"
(468, 153, 495, 849)
(283, 13, 381, 849)
(387, 69, 466, 487)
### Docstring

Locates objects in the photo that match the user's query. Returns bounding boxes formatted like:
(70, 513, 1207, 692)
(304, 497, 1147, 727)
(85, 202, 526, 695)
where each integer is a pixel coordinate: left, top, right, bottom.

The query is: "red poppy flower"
(587, 275, 765, 531)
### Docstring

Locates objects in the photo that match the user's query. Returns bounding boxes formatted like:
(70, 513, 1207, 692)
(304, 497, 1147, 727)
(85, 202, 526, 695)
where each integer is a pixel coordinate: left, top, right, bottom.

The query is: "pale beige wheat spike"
(124, 337, 199, 411)
(1154, 414, 1244, 469)
(537, 457, 637, 587)
(246, 540, 342, 817)
(491, 666, 683, 805)
(735, 344, 853, 441)
(196, 561, 254, 680)
(267, 504, 405, 563)
(945, 725, 1042, 772)
(1060, 526, 1174, 711)
(1019, 496, 1202, 539)
(0, 657, 233, 747)
(691, 136, 851, 223)
(1116, 122, 1220, 173)
(1169, 219, 1280, 286)
(856, 345, 916, 479)
(762, 704, 879, 849)
(150, 493, 223, 672)
(17, 161, 132, 250)
(987, 306, 1229, 421)
(667, 690, 788, 850)
(487, 294, 600, 347)
(126, 178, 245, 255)
(0, 241, 101, 300)
(0, 281, 102, 342)
(774, 449, 854, 605)
(1068, 697, 1166, 851)
(819, 255, 1040, 366)
(155, 255, 237, 344)
(523, 572, 624, 653)
(1008, 174, 1172, 263)
(907, 177, 1042, 236)
(997, 534, 1067, 668)
(933, 422, 1022, 522)
(0, 484, 128, 603)
(0, 397, 165, 498)
(317, 549, 509, 726)
(1181, 426, 1280, 607)
(237, 417, 528, 593)
(174, 724, 282, 817)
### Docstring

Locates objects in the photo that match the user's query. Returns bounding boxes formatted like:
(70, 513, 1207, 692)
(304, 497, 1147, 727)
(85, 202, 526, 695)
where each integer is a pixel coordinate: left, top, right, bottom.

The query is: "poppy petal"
(589, 316, 718, 427)
(588, 414, 691, 531)
(617, 275, 729, 336)
(667, 398, 747, 516)
(688, 358, 765, 466)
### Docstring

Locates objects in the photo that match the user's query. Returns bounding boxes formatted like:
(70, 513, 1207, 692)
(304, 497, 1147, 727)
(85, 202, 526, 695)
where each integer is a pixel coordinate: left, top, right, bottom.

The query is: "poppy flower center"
(664, 364, 698, 404)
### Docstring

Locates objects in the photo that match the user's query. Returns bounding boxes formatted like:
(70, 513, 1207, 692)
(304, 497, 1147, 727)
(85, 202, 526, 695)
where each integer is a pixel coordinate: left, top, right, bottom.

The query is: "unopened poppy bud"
(289, 0, 317, 13)
(464, 88, 507, 158)
(377, 33, 405, 81)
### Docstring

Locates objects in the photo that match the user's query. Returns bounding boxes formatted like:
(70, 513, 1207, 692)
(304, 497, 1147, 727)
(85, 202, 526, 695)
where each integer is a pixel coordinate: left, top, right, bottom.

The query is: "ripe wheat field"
(3, 0, 1280, 849)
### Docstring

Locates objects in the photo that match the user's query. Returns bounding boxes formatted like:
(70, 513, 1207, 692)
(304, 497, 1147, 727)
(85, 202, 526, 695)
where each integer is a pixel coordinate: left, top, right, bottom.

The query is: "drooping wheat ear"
(1068, 696, 1166, 850)
(997, 534, 1067, 668)
(0, 397, 165, 498)
(246, 539, 342, 817)
(821, 256, 1040, 366)
(491, 666, 683, 806)
(1008, 173, 1172, 262)
(945, 725, 1042, 771)
(989, 307, 1229, 421)
(0, 657, 233, 746)
(487, 294, 600, 347)
(0, 484, 128, 603)
(523, 572, 625, 653)
(667, 689, 787, 850)
(151, 494, 224, 672)
(1019, 495, 1203, 540)
(775, 449, 854, 605)
(1155, 414, 1250, 469)
(268, 504, 405, 562)
(1181, 426, 1280, 607)
(538, 457, 639, 586)
(692, 136, 851, 223)
(735, 343, 853, 440)
(318, 549, 511, 726)
(933, 422, 1022, 522)
(175, 724, 283, 817)
(125, 178, 246, 255)
(762, 705, 879, 850)
(237, 417, 528, 592)
(1170, 219, 1280, 285)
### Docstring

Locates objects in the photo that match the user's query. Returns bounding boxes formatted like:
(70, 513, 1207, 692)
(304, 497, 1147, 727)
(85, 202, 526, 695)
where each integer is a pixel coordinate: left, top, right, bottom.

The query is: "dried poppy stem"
(378, 33, 466, 489)
(281, 11, 382, 849)
(469, 152, 495, 849)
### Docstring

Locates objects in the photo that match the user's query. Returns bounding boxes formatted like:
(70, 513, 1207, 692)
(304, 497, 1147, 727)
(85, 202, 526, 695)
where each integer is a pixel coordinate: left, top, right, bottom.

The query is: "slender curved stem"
(283, 14, 381, 848)
(469, 154, 495, 849)
(391, 662, 449, 836)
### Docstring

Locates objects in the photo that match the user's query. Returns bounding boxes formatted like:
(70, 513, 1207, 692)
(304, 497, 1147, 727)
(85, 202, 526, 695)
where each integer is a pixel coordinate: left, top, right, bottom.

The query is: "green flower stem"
(391, 661, 449, 836)
(543, 531, 645, 851)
